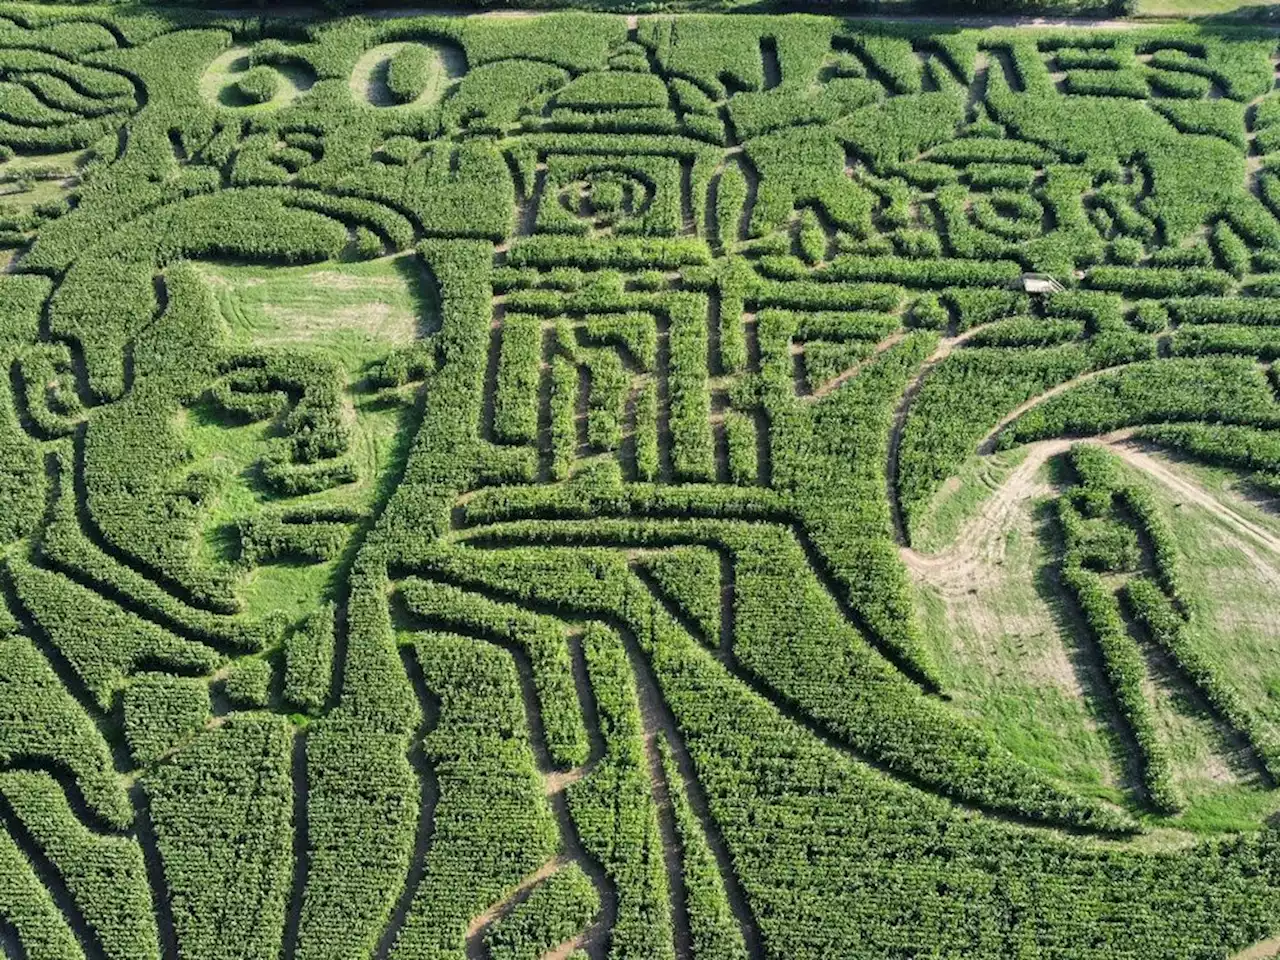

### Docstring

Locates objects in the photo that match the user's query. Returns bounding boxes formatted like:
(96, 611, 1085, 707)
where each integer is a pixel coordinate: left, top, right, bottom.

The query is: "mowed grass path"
(911, 444, 1280, 832)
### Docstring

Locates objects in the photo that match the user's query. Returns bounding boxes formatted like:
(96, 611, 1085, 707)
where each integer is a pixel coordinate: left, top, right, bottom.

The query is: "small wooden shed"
(1018, 273, 1066, 295)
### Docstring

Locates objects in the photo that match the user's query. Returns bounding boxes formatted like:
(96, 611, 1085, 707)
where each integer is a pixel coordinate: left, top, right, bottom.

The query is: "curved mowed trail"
(904, 433, 1280, 575)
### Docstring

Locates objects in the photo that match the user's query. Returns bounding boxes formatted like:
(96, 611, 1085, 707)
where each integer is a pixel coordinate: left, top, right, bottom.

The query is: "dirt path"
(1242, 51, 1279, 198)
(886, 326, 1001, 545)
(1234, 937, 1280, 960)
(628, 569, 764, 959)
(975, 363, 1138, 454)
(1109, 442, 1280, 558)
(464, 855, 570, 959)
(463, 636, 614, 960)
(808, 333, 905, 400)
(373, 648, 440, 960)
(900, 438, 1073, 579)
(905, 432, 1280, 579)
(627, 637, 695, 960)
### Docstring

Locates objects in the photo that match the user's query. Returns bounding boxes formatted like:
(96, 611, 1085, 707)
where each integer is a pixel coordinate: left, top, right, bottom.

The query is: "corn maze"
(4, 4, 1280, 958)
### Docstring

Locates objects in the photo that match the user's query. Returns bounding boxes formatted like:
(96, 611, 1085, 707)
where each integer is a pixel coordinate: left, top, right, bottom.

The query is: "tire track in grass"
(899, 438, 1074, 577)
(901, 432, 1280, 808)
(1110, 441, 1280, 558)
(885, 325, 1009, 548)
(968, 421, 1280, 561)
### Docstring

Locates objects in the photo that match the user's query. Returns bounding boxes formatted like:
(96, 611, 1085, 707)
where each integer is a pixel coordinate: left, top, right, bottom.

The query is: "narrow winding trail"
(1243, 51, 1280, 199)
(974, 363, 1140, 455)
(807, 333, 905, 400)
(373, 649, 440, 960)
(461, 636, 615, 960)
(625, 568, 764, 960)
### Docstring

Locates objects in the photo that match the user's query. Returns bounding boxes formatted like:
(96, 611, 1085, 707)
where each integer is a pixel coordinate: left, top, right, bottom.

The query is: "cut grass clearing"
(183, 382, 415, 622)
(1110, 450, 1280, 831)
(0, 177, 68, 211)
(912, 442, 1280, 831)
(199, 46, 313, 111)
(177, 255, 434, 620)
(0, 148, 86, 178)
(910, 452, 1126, 805)
(198, 254, 439, 371)
(0, 149, 85, 235)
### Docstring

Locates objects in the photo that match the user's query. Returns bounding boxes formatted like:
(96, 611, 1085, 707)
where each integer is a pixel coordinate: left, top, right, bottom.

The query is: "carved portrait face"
(2, 11, 1280, 960)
